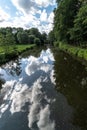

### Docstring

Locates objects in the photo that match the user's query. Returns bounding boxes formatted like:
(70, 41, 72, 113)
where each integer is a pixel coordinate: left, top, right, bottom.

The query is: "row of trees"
(0, 27, 48, 46)
(52, 0, 87, 46)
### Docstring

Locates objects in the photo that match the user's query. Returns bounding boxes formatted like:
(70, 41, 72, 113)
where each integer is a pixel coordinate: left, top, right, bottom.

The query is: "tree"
(29, 28, 42, 40)
(0, 29, 16, 53)
(34, 38, 41, 46)
(41, 32, 48, 45)
(28, 35, 35, 44)
(4, 32, 16, 53)
(0, 33, 5, 45)
(70, 3, 87, 44)
(48, 30, 55, 45)
(17, 31, 29, 44)
(5, 33, 16, 45)
(53, 0, 81, 43)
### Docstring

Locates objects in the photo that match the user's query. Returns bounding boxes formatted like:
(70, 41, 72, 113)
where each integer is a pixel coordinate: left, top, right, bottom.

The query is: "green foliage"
(0, 33, 5, 45)
(41, 32, 48, 45)
(54, 0, 81, 43)
(0, 28, 16, 53)
(16, 44, 35, 52)
(17, 31, 29, 44)
(29, 28, 42, 39)
(58, 42, 87, 60)
(34, 38, 41, 46)
(0, 44, 35, 64)
(48, 30, 55, 45)
(53, 0, 87, 45)
(28, 35, 35, 44)
(0, 53, 5, 63)
(0, 27, 48, 47)
(70, 3, 87, 44)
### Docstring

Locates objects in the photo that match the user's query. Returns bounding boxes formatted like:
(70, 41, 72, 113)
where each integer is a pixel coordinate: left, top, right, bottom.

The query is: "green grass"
(56, 42, 87, 61)
(16, 44, 35, 53)
(0, 44, 36, 64)
(0, 44, 35, 54)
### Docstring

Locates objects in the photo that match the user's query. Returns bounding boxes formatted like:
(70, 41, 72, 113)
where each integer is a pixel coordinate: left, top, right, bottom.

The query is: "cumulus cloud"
(11, 0, 56, 13)
(0, 0, 56, 33)
(10, 0, 55, 33)
(48, 12, 54, 23)
(34, 0, 56, 7)
(40, 9, 48, 22)
(11, 0, 36, 15)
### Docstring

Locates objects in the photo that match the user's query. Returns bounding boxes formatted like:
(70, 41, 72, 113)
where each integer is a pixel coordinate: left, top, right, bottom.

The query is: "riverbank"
(0, 44, 35, 65)
(55, 42, 87, 61)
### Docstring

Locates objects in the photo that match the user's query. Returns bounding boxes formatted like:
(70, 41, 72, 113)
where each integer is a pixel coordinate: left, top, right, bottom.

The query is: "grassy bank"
(0, 44, 35, 64)
(55, 42, 87, 61)
(0, 44, 35, 53)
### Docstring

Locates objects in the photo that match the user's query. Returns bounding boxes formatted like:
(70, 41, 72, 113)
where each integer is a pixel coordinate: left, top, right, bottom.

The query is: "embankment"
(56, 42, 87, 62)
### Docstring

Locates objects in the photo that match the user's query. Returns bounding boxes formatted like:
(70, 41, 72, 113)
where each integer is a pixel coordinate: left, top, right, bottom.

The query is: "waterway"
(0, 48, 87, 130)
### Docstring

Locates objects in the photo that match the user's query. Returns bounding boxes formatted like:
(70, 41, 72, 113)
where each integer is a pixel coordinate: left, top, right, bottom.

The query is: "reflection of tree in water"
(21, 46, 45, 58)
(0, 79, 5, 89)
(54, 50, 87, 130)
(4, 59, 22, 77)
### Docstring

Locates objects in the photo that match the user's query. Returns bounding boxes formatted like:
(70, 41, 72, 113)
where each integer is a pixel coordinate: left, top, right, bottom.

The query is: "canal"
(0, 48, 87, 130)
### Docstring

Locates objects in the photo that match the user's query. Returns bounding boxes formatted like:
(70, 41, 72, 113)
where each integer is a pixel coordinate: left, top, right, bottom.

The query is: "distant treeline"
(0, 27, 49, 46)
(49, 0, 87, 47)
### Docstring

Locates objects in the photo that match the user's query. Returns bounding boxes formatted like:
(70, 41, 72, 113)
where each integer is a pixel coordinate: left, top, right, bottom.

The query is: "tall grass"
(55, 42, 87, 60)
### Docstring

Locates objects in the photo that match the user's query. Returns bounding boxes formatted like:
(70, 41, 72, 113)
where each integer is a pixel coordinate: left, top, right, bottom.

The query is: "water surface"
(0, 48, 87, 130)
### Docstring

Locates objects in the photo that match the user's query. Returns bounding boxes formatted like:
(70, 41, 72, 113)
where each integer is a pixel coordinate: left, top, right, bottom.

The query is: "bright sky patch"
(0, 0, 56, 33)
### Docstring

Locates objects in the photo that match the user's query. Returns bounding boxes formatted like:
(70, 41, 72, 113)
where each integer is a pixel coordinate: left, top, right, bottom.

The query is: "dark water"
(0, 48, 87, 130)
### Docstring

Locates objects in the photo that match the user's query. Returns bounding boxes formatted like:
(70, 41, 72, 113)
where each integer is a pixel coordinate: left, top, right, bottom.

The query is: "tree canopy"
(53, 0, 87, 46)
(0, 27, 48, 46)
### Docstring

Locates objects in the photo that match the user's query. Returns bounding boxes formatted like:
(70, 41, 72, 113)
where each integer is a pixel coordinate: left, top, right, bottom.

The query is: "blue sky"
(0, 0, 56, 33)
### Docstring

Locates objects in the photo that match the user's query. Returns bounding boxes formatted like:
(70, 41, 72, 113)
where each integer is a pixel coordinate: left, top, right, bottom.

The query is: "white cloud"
(11, 0, 36, 15)
(0, 0, 56, 33)
(48, 12, 54, 23)
(34, 0, 56, 7)
(38, 23, 54, 34)
(11, 0, 56, 12)
(40, 9, 47, 22)
(10, 0, 55, 32)
(0, 7, 10, 22)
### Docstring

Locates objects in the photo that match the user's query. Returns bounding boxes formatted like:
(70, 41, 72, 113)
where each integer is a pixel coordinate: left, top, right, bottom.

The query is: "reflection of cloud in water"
(0, 49, 55, 130)
(28, 79, 55, 130)
(25, 49, 55, 77)
(0, 78, 55, 129)
(37, 105, 55, 130)
(0, 60, 22, 81)
(0, 49, 77, 130)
